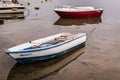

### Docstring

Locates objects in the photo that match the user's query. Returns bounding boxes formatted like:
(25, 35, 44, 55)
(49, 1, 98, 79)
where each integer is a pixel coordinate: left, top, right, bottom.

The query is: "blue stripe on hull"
(16, 42, 85, 63)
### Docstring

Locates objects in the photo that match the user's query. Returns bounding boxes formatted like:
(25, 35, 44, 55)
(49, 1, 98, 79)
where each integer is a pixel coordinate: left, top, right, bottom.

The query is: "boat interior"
(26, 34, 77, 50)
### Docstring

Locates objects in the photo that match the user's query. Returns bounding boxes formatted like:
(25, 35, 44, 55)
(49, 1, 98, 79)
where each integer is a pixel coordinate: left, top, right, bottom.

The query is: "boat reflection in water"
(7, 44, 85, 80)
(0, 19, 4, 25)
(0, 13, 24, 20)
(54, 17, 102, 26)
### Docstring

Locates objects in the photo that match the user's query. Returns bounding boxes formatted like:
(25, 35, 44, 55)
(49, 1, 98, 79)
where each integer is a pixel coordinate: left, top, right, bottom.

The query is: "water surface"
(0, 0, 120, 80)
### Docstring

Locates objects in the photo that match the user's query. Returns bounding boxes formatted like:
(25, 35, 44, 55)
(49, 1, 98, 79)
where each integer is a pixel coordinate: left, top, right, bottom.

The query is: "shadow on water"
(0, 13, 25, 25)
(7, 44, 85, 80)
(54, 17, 102, 26)
(0, 19, 4, 25)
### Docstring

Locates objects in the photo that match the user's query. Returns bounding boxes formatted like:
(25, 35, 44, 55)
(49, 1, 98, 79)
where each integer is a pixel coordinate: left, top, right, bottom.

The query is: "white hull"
(0, 9, 24, 13)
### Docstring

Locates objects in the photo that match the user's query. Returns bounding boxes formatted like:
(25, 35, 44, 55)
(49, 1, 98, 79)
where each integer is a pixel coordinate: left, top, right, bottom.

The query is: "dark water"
(0, 0, 120, 80)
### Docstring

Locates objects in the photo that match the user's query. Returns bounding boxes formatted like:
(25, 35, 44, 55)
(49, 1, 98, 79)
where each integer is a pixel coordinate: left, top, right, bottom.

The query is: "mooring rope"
(86, 25, 98, 41)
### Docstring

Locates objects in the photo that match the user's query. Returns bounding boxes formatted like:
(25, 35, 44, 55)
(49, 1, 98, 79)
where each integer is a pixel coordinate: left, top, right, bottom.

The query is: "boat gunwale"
(54, 9, 103, 13)
(54, 5, 103, 12)
(6, 34, 86, 54)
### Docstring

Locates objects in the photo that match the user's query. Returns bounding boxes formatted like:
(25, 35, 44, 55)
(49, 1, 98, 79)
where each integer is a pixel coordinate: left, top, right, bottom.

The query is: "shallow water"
(0, 0, 120, 80)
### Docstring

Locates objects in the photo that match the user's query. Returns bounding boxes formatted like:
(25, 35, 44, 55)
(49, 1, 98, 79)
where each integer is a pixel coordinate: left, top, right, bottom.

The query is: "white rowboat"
(6, 33, 86, 63)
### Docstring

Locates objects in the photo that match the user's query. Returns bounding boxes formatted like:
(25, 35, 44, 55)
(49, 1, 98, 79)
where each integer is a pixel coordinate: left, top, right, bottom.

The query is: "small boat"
(0, 0, 25, 14)
(5, 33, 86, 63)
(54, 5, 103, 18)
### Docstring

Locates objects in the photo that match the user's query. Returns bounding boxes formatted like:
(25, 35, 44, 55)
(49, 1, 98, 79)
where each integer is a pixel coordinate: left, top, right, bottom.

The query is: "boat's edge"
(5, 33, 71, 53)
(6, 33, 86, 54)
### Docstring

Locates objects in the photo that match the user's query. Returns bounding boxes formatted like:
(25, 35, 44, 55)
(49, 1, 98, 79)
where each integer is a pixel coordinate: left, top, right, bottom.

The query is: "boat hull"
(55, 10, 103, 18)
(16, 42, 85, 63)
(0, 7, 25, 14)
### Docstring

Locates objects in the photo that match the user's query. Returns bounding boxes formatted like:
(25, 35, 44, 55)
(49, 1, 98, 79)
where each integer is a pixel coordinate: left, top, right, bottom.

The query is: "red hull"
(55, 10, 103, 18)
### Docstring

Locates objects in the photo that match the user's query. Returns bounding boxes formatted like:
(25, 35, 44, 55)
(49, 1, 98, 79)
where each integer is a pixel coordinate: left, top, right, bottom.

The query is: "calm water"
(0, 0, 120, 80)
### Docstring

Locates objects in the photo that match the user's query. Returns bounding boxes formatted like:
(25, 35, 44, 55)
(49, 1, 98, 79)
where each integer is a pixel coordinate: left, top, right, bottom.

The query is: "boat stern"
(5, 50, 10, 55)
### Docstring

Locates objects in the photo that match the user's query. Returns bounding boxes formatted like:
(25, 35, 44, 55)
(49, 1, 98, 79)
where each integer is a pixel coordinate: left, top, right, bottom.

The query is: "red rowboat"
(54, 5, 103, 18)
